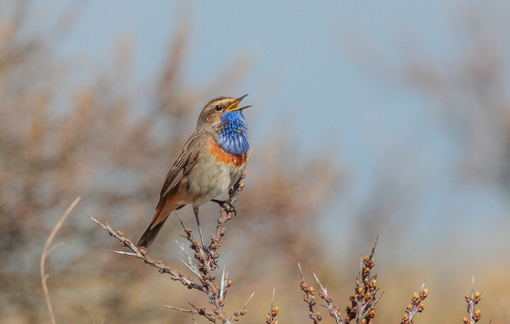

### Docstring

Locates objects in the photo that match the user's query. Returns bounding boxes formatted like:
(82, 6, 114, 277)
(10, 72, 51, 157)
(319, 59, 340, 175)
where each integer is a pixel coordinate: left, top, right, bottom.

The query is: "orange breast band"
(210, 140, 247, 167)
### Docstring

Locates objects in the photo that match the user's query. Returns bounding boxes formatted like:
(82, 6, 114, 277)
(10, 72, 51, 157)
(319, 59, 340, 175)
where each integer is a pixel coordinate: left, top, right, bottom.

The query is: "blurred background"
(2, 0, 510, 323)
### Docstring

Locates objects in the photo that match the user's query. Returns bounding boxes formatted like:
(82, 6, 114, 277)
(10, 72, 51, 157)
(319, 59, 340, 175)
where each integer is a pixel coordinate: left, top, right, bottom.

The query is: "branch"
(89, 172, 254, 323)
(88, 214, 204, 291)
(300, 238, 381, 324)
(41, 197, 81, 324)
(401, 281, 428, 324)
(313, 272, 343, 324)
(299, 262, 322, 323)
(265, 288, 279, 324)
(230, 292, 255, 323)
(464, 275, 482, 324)
(345, 237, 381, 324)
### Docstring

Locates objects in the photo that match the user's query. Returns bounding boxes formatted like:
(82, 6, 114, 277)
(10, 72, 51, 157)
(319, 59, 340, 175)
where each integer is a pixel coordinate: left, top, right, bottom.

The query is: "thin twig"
(162, 305, 198, 315)
(81, 306, 96, 324)
(298, 262, 322, 324)
(464, 275, 482, 324)
(500, 297, 509, 324)
(343, 238, 380, 324)
(401, 281, 428, 324)
(220, 267, 226, 301)
(88, 214, 204, 292)
(313, 272, 343, 324)
(231, 292, 255, 323)
(266, 287, 279, 324)
(40, 197, 81, 324)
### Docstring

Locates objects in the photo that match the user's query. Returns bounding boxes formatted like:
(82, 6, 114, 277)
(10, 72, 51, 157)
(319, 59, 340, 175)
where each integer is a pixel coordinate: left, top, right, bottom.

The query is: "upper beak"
(226, 94, 252, 111)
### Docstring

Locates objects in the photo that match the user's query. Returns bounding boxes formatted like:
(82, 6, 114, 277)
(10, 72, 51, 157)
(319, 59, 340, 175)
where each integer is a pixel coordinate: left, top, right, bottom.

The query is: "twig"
(344, 237, 381, 324)
(298, 262, 322, 323)
(81, 306, 96, 324)
(40, 197, 81, 324)
(231, 292, 255, 323)
(88, 214, 204, 292)
(89, 173, 253, 323)
(401, 281, 428, 324)
(464, 275, 482, 324)
(313, 272, 343, 323)
(301, 238, 381, 324)
(266, 287, 279, 324)
(500, 297, 508, 324)
(163, 301, 217, 323)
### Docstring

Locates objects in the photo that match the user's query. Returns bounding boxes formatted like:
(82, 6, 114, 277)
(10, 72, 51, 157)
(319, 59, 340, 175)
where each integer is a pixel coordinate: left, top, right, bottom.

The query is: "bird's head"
(197, 94, 251, 132)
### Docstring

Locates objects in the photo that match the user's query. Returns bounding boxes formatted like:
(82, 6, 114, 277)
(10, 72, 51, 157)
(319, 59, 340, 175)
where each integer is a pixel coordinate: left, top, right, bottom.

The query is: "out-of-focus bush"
(0, 2, 338, 323)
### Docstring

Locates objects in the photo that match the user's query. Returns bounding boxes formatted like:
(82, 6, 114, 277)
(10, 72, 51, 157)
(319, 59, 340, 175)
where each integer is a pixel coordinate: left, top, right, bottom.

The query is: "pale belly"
(187, 157, 236, 207)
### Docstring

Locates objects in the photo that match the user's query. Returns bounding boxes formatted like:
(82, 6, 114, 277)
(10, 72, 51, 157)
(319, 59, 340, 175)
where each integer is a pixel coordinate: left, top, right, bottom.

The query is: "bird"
(136, 94, 251, 248)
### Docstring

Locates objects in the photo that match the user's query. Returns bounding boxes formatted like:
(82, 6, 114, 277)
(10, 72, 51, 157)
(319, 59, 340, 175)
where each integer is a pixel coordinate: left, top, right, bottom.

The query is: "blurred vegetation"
(406, 6, 510, 188)
(2, 1, 510, 324)
(0, 2, 336, 323)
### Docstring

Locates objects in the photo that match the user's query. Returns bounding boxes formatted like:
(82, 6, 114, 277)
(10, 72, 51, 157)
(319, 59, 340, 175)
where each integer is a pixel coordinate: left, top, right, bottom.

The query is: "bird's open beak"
(226, 94, 252, 111)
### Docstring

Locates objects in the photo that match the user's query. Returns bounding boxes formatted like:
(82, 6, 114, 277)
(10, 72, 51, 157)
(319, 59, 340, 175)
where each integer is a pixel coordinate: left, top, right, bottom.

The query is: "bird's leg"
(211, 199, 227, 206)
(193, 206, 206, 251)
(211, 198, 235, 215)
(193, 207, 216, 262)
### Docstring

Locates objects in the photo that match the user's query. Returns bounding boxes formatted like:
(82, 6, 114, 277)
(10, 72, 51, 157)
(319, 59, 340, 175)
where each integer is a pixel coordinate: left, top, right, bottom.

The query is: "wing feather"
(157, 131, 205, 204)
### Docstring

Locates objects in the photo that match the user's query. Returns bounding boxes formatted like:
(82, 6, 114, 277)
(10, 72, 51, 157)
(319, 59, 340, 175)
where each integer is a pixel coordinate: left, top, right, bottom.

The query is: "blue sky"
(43, 0, 510, 262)
(54, 0, 451, 172)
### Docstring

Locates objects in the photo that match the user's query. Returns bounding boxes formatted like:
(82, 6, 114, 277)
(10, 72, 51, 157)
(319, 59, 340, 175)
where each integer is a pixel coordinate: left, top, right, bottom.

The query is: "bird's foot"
(212, 199, 236, 216)
(199, 246, 216, 263)
(211, 198, 226, 206)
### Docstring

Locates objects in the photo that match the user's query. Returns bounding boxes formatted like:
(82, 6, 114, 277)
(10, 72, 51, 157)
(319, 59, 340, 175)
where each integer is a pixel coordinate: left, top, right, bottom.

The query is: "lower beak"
(226, 94, 251, 111)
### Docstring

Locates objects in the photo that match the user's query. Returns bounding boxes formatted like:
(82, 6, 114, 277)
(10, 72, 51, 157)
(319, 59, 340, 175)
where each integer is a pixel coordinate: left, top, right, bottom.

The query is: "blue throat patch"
(217, 111, 249, 155)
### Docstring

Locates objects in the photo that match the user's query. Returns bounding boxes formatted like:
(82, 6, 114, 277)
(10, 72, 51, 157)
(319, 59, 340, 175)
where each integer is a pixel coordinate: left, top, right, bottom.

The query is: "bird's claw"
(211, 199, 235, 214)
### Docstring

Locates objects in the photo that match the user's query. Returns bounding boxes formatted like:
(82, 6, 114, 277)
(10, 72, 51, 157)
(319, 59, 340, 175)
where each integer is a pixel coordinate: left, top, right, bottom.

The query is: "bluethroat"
(136, 95, 251, 248)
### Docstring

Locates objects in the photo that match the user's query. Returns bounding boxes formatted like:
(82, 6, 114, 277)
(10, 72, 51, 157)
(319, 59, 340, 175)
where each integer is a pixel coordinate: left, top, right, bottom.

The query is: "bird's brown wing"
(157, 131, 205, 206)
(136, 131, 207, 248)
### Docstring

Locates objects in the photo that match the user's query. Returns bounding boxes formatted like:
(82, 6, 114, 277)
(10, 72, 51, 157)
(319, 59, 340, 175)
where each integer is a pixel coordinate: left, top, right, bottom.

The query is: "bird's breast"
(209, 140, 247, 167)
(185, 139, 247, 207)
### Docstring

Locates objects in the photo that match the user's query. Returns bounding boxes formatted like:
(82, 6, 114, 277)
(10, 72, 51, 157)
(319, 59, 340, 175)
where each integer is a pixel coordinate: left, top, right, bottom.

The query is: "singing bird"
(136, 95, 251, 248)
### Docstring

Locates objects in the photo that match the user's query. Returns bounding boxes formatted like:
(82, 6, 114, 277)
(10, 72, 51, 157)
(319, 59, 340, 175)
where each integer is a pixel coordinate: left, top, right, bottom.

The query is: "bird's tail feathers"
(136, 220, 166, 248)
(136, 202, 176, 248)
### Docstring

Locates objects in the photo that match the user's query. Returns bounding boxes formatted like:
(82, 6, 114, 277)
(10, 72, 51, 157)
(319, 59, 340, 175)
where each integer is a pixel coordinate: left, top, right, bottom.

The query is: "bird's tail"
(136, 201, 177, 248)
(136, 218, 167, 248)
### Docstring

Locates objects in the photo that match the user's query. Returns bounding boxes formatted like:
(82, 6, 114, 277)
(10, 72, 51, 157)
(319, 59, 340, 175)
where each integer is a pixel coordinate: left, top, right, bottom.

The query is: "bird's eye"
(215, 105, 223, 111)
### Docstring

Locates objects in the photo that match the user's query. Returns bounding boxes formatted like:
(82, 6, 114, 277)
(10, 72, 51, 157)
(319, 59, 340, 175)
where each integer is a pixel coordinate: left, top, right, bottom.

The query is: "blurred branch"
(265, 288, 279, 324)
(300, 238, 382, 324)
(81, 305, 106, 324)
(403, 7, 510, 187)
(313, 272, 343, 324)
(400, 282, 428, 324)
(299, 262, 323, 323)
(40, 197, 81, 324)
(344, 238, 382, 324)
(464, 275, 482, 324)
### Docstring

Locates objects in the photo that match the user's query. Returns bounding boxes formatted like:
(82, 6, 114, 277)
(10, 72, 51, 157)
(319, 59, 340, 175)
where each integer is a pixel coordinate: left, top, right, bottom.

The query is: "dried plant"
(89, 173, 262, 323)
(265, 288, 279, 324)
(299, 262, 323, 324)
(342, 241, 381, 324)
(400, 282, 428, 324)
(464, 276, 482, 324)
(298, 240, 442, 324)
(313, 272, 343, 324)
(299, 239, 383, 324)
(40, 197, 81, 324)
